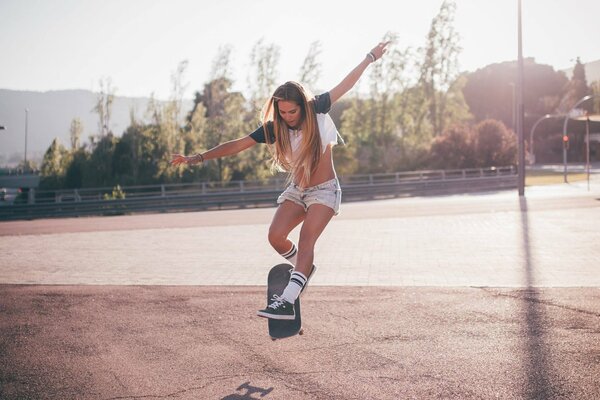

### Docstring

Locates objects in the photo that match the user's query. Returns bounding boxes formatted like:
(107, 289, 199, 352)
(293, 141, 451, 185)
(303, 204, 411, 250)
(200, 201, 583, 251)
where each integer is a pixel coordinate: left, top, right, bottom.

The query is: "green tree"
(85, 133, 117, 187)
(69, 118, 83, 150)
(298, 41, 322, 90)
(180, 100, 209, 183)
(429, 124, 474, 169)
(248, 38, 280, 112)
(561, 57, 592, 113)
(40, 138, 69, 189)
(139, 61, 190, 184)
(93, 77, 116, 137)
(338, 96, 375, 175)
(473, 119, 516, 167)
(418, 0, 462, 136)
(64, 149, 88, 189)
(338, 33, 420, 174)
(210, 44, 234, 82)
(591, 81, 600, 115)
(191, 41, 272, 183)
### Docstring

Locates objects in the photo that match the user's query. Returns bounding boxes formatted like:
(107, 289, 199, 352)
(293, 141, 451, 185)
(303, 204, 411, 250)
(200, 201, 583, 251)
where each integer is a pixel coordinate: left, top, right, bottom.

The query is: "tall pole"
(586, 115, 590, 191)
(24, 109, 29, 171)
(516, 0, 525, 196)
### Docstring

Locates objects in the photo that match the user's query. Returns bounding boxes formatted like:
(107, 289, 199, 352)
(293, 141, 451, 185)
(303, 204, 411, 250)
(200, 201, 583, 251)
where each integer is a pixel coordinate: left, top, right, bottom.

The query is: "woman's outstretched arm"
(171, 135, 257, 166)
(328, 41, 390, 105)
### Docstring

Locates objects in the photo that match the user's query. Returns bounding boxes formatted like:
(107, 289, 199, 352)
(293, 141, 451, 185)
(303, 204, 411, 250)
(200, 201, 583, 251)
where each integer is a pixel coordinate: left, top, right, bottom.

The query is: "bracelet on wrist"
(190, 153, 204, 164)
(367, 52, 376, 63)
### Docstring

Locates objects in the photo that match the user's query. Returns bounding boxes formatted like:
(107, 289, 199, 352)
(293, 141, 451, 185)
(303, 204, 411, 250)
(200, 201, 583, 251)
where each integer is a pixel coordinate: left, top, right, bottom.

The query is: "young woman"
(171, 41, 389, 319)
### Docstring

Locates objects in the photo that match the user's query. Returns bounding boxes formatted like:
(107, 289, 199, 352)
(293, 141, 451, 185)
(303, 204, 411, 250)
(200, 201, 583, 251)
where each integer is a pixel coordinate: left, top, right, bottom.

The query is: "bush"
(429, 125, 474, 169)
(473, 119, 516, 167)
(429, 119, 516, 169)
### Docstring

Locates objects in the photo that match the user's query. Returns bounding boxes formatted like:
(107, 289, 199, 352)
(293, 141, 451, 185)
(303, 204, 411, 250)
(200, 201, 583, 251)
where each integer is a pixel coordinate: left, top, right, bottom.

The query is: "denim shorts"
(277, 178, 342, 215)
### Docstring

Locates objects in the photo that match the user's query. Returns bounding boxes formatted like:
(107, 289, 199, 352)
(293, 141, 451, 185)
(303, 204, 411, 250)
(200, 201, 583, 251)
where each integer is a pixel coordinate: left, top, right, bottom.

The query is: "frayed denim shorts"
(277, 178, 342, 215)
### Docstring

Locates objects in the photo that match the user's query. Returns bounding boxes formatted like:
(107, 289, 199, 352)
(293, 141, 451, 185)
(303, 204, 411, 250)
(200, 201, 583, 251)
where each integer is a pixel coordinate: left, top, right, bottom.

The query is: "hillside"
(0, 89, 191, 166)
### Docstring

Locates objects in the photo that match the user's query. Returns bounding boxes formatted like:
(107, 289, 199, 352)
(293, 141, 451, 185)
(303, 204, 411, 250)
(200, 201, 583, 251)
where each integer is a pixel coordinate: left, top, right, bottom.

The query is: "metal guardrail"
(0, 167, 516, 221)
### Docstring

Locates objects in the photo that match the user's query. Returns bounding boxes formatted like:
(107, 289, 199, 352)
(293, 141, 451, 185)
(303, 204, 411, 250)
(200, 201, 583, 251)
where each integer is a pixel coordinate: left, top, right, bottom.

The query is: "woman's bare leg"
(294, 204, 335, 277)
(268, 200, 306, 255)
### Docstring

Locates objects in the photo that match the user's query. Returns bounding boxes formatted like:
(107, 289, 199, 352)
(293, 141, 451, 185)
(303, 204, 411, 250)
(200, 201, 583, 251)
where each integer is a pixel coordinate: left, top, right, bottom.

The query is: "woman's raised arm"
(328, 41, 390, 105)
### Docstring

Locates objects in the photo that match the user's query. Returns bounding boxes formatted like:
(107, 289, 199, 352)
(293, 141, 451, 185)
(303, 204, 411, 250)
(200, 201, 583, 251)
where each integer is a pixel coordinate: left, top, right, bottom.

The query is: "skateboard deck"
(266, 263, 303, 340)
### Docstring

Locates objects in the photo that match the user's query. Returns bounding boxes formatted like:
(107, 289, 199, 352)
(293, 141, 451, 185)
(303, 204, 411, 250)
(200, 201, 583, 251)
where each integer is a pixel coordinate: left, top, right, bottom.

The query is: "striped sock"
(281, 271, 307, 304)
(280, 242, 298, 266)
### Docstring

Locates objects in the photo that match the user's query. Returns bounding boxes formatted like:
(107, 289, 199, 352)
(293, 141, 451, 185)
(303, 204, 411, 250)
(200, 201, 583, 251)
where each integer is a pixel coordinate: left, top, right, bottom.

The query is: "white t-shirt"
(288, 113, 339, 161)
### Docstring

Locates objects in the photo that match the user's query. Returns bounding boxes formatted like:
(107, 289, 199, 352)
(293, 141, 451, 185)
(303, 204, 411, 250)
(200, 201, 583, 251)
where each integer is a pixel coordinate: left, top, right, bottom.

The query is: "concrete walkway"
(1, 180, 599, 287)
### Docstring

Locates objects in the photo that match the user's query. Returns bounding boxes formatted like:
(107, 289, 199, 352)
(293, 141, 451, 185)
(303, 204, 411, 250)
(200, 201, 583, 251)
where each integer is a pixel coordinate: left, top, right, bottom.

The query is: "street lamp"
(529, 114, 562, 164)
(516, 0, 525, 196)
(24, 109, 29, 171)
(562, 94, 600, 182)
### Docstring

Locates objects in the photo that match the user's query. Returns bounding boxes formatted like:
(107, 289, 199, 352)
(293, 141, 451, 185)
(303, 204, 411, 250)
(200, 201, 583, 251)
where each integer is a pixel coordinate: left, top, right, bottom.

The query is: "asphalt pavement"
(1, 180, 599, 399)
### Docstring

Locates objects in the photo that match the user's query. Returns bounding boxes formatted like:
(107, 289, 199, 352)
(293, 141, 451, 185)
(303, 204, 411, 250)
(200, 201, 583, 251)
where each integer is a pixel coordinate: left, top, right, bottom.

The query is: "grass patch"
(525, 170, 590, 186)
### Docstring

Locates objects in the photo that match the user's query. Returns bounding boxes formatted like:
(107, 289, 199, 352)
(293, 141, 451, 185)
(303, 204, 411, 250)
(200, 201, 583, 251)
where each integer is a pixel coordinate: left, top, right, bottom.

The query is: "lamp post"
(24, 109, 29, 171)
(562, 94, 600, 183)
(585, 114, 590, 191)
(516, 0, 525, 196)
(529, 114, 562, 164)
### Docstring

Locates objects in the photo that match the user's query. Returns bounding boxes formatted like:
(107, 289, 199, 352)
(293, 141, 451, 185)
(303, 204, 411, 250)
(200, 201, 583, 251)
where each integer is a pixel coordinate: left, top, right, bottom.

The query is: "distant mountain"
(0, 89, 192, 166)
(562, 59, 600, 84)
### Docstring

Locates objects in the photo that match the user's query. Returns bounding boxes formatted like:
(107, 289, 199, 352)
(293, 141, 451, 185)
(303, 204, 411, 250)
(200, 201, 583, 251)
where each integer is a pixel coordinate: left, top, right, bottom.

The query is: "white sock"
(280, 242, 298, 266)
(281, 271, 307, 304)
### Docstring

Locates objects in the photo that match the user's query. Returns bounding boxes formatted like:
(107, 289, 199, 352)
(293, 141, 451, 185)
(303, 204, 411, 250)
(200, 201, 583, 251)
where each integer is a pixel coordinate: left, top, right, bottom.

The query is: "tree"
(561, 57, 592, 113)
(338, 96, 373, 175)
(338, 33, 427, 174)
(40, 138, 69, 189)
(85, 133, 117, 187)
(429, 124, 474, 169)
(248, 38, 280, 112)
(64, 149, 88, 189)
(298, 41, 322, 90)
(69, 118, 83, 150)
(428, 119, 516, 169)
(140, 61, 190, 183)
(210, 45, 235, 82)
(418, 0, 462, 136)
(473, 119, 516, 167)
(93, 77, 116, 137)
(592, 81, 600, 115)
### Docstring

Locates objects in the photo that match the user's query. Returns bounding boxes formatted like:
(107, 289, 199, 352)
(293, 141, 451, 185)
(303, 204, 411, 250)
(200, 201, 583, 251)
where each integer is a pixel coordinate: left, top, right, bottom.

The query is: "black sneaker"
(300, 264, 317, 295)
(257, 295, 295, 320)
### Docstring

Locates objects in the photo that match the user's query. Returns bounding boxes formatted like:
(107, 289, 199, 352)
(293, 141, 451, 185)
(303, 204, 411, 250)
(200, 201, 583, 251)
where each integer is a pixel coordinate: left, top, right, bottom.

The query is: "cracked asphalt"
(1, 181, 600, 399)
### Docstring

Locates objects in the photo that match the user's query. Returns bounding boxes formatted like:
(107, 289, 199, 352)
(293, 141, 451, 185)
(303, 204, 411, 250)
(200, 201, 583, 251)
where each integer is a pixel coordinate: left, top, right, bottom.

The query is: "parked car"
(0, 187, 21, 205)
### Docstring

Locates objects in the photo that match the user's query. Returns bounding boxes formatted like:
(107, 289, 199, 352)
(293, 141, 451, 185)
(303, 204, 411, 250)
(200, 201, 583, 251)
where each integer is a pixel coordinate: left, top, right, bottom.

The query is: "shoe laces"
(268, 294, 287, 310)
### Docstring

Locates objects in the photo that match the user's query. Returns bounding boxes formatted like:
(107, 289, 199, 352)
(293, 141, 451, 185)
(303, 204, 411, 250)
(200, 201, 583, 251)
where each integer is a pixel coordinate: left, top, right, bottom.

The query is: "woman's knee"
(268, 226, 286, 248)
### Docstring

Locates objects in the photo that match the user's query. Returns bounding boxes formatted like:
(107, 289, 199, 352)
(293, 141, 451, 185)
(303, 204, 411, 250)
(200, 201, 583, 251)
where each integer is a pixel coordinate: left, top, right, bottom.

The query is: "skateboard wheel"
(299, 329, 304, 335)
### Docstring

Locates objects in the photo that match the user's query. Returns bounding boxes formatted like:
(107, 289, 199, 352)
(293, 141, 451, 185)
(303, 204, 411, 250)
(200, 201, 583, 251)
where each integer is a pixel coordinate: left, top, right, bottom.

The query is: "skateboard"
(266, 263, 304, 340)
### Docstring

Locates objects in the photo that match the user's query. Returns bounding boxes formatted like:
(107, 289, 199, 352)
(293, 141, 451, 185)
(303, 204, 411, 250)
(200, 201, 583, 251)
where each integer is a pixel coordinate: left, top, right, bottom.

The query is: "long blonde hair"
(261, 81, 321, 185)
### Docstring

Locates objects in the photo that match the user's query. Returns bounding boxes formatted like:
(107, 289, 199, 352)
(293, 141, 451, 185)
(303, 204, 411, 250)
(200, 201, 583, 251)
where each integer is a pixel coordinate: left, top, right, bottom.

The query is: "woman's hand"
(368, 41, 391, 62)
(170, 154, 194, 166)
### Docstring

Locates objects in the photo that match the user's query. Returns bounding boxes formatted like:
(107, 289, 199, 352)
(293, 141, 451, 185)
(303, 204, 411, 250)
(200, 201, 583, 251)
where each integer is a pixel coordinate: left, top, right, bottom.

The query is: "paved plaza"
(1, 180, 599, 287)
(1, 180, 599, 399)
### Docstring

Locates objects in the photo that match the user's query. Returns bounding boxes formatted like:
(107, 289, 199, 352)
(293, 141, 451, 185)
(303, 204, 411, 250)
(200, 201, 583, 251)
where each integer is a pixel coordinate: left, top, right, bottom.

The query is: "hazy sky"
(1, 0, 599, 100)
